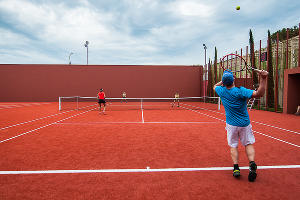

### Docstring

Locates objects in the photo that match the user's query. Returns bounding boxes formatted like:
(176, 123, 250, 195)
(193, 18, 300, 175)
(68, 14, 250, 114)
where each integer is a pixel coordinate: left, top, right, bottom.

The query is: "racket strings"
(220, 54, 258, 81)
(221, 54, 247, 74)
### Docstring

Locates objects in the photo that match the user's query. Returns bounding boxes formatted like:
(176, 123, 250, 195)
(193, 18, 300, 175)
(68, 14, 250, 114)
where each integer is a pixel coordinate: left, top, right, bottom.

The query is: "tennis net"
(58, 96, 221, 111)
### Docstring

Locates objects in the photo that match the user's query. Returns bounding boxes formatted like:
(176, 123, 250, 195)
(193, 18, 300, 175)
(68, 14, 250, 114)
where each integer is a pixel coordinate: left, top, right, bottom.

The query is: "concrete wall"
(0, 64, 202, 102)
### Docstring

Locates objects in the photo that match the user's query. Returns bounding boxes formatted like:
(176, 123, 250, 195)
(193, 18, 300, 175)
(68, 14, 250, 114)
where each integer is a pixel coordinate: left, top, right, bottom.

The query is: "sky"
(0, 0, 299, 65)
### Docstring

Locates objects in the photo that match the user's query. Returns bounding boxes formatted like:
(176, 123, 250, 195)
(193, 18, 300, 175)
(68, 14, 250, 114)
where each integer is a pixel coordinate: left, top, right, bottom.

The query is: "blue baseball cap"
(222, 70, 234, 86)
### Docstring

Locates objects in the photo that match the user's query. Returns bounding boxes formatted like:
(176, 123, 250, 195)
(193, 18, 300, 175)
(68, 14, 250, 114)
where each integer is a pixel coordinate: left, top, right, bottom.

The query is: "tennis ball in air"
(236, 6, 240, 10)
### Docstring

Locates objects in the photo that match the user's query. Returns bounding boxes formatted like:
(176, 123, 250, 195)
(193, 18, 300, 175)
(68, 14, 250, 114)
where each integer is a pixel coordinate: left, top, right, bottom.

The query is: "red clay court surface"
(0, 101, 299, 200)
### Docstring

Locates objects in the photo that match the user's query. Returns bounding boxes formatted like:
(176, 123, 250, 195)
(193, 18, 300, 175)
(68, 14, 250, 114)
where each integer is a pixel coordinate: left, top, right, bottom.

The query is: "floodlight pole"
(203, 44, 207, 97)
(69, 52, 74, 64)
(84, 41, 89, 65)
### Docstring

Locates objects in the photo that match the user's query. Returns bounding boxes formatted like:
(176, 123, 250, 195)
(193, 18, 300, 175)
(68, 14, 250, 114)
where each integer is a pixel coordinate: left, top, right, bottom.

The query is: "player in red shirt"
(97, 88, 106, 113)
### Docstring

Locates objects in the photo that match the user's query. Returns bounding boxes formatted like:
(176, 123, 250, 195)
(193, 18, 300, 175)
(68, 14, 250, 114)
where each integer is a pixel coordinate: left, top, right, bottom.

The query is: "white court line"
(140, 100, 145, 123)
(1, 165, 300, 175)
(182, 103, 300, 135)
(0, 107, 97, 144)
(0, 103, 51, 110)
(180, 105, 300, 148)
(180, 105, 226, 123)
(54, 121, 221, 125)
(141, 110, 144, 123)
(254, 130, 300, 148)
(181, 103, 224, 115)
(0, 104, 96, 131)
(108, 104, 169, 107)
(252, 121, 300, 135)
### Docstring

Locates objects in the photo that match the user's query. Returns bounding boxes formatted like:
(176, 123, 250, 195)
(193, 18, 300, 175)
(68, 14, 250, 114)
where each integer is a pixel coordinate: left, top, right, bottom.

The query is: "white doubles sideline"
(0, 104, 96, 130)
(180, 105, 300, 148)
(1, 165, 300, 175)
(1, 101, 299, 147)
(0, 107, 97, 144)
(181, 103, 300, 135)
(2, 102, 299, 134)
(0, 103, 51, 110)
(39, 104, 300, 148)
(185, 102, 300, 135)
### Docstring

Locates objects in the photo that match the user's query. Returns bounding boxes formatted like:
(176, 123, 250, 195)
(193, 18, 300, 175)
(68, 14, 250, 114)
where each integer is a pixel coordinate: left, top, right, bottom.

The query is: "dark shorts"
(98, 99, 106, 104)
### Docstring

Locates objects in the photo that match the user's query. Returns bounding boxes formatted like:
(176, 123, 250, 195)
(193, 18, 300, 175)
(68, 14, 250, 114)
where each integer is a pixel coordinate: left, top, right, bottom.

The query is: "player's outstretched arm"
(252, 70, 269, 98)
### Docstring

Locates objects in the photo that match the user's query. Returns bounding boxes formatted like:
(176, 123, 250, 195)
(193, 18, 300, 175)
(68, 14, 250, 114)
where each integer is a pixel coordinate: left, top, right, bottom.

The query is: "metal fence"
(208, 27, 299, 112)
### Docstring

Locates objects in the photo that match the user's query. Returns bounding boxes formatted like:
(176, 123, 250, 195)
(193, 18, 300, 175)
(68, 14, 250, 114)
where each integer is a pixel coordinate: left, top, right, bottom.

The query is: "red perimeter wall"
(283, 67, 300, 114)
(0, 64, 202, 102)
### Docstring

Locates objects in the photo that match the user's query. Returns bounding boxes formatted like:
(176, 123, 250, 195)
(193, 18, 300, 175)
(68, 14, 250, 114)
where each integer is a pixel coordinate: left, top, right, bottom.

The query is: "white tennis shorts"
(225, 123, 255, 148)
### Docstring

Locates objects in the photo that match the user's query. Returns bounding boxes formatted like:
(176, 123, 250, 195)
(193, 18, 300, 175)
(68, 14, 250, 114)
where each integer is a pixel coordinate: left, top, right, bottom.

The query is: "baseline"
(1, 165, 300, 175)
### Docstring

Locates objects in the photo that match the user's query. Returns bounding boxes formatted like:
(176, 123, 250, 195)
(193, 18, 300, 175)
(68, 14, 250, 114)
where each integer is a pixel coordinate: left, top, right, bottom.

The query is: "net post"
(59, 97, 61, 111)
(218, 97, 221, 110)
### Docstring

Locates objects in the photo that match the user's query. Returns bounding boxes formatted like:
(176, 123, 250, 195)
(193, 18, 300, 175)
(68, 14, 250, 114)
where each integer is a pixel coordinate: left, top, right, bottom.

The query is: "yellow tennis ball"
(236, 6, 240, 10)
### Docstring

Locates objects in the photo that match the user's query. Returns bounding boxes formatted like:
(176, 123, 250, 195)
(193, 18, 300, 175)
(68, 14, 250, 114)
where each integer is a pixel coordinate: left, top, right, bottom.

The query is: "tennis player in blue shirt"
(214, 69, 268, 182)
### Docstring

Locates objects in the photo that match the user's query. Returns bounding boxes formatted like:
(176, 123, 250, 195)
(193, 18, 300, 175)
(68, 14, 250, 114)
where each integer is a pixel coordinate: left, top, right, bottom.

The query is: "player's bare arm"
(213, 81, 223, 90)
(252, 70, 269, 98)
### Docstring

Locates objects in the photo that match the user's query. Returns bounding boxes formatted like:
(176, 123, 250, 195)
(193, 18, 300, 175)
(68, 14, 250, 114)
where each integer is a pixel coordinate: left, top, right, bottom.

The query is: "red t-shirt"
(98, 92, 105, 99)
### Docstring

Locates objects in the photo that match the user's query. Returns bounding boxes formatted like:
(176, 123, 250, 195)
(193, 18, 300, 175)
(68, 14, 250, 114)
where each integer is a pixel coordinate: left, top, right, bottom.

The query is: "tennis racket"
(220, 53, 261, 73)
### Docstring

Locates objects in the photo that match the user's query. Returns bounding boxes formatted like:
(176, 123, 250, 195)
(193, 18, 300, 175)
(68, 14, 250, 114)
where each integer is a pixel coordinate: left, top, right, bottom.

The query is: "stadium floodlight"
(203, 44, 207, 97)
(84, 41, 89, 65)
(69, 52, 74, 64)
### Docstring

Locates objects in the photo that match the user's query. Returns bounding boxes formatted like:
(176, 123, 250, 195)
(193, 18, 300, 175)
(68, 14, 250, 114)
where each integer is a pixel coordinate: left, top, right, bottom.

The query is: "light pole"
(69, 52, 74, 64)
(203, 44, 207, 97)
(84, 41, 89, 65)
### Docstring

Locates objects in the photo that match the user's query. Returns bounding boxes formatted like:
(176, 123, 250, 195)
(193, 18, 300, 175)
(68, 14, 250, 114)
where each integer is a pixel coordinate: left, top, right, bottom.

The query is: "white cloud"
(0, 0, 299, 65)
(0, 0, 114, 46)
(170, 0, 214, 17)
(0, 28, 30, 46)
(0, 48, 62, 64)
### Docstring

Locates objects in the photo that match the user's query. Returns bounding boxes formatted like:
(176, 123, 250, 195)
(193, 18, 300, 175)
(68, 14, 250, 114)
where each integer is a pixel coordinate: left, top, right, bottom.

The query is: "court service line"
(0, 107, 96, 144)
(54, 121, 221, 125)
(141, 110, 144, 123)
(141, 101, 144, 123)
(182, 103, 300, 135)
(1, 165, 300, 175)
(180, 105, 300, 148)
(0, 104, 96, 131)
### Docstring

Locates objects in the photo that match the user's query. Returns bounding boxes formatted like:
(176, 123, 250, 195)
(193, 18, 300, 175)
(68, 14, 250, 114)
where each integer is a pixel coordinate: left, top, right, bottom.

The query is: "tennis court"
(0, 99, 299, 200)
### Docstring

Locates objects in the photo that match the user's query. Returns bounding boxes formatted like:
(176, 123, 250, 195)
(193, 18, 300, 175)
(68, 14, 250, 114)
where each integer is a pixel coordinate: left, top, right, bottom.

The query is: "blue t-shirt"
(215, 86, 254, 127)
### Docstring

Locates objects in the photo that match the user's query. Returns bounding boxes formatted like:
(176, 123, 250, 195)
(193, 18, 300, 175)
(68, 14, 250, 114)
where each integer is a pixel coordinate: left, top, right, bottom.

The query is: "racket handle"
(252, 68, 268, 73)
(253, 68, 269, 78)
(253, 68, 261, 73)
